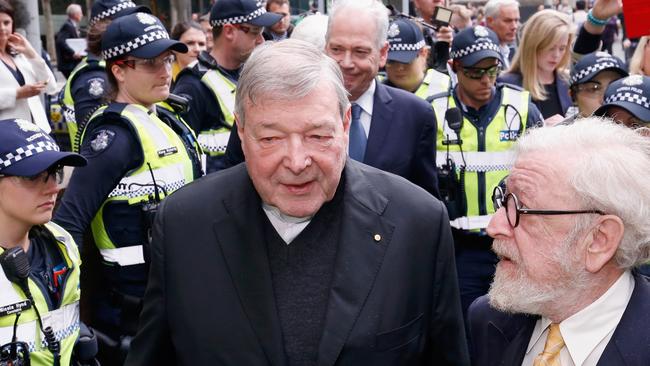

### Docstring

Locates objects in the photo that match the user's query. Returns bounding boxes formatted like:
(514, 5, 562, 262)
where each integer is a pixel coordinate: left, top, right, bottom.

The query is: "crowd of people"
(1, 0, 649, 365)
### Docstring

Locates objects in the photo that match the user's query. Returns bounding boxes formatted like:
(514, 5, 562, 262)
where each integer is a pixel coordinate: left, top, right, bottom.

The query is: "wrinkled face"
(455, 57, 499, 109)
(112, 51, 174, 107)
(268, 3, 291, 35)
(537, 32, 569, 76)
(0, 170, 61, 228)
(414, 0, 446, 22)
(231, 22, 265, 64)
(486, 152, 591, 315)
(175, 28, 207, 69)
(238, 81, 350, 217)
(487, 5, 520, 44)
(574, 70, 623, 117)
(326, 9, 388, 101)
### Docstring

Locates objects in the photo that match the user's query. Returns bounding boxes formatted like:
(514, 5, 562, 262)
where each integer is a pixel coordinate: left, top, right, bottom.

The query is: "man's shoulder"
(378, 83, 434, 118)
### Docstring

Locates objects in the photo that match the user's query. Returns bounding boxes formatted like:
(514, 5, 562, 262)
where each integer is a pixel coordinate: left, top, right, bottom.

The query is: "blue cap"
(594, 75, 650, 122)
(0, 119, 86, 177)
(570, 51, 628, 85)
(387, 19, 426, 64)
(90, 0, 151, 26)
(210, 0, 282, 27)
(101, 13, 188, 60)
(450, 26, 503, 66)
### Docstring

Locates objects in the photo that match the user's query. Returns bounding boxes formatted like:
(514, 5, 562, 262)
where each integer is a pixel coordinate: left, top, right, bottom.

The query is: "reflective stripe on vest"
(415, 69, 451, 100)
(432, 86, 530, 230)
(200, 70, 236, 156)
(82, 104, 196, 266)
(0, 222, 81, 365)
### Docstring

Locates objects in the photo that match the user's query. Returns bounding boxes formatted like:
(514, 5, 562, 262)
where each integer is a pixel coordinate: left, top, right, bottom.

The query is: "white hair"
(235, 39, 349, 126)
(484, 0, 519, 19)
(515, 117, 650, 269)
(291, 14, 329, 51)
(326, 0, 389, 50)
(66, 4, 82, 17)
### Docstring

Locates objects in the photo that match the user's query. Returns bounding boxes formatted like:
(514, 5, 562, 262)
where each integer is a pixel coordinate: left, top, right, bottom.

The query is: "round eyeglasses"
(491, 186, 605, 228)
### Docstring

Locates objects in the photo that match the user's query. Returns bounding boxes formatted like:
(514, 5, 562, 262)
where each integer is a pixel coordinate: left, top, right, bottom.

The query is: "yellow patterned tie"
(533, 323, 565, 366)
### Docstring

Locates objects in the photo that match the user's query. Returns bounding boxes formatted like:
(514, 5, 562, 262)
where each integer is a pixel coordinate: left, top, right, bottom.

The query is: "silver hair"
(484, 0, 519, 19)
(291, 14, 329, 51)
(235, 39, 350, 126)
(326, 0, 389, 50)
(514, 117, 650, 269)
(66, 4, 82, 17)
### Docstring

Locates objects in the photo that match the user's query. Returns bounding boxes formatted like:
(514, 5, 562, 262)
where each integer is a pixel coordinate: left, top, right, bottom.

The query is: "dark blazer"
(498, 71, 572, 118)
(468, 272, 650, 366)
(55, 19, 80, 75)
(223, 81, 440, 198)
(125, 160, 469, 366)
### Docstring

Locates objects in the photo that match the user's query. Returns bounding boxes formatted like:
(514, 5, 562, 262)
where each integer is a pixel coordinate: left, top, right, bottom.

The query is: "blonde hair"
(509, 9, 574, 101)
(629, 36, 650, 76)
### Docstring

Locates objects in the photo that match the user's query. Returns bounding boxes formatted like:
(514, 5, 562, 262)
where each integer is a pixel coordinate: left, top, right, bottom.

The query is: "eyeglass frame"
(113, 54, 176, 73)
(0, 165, 65, 186)
(491, 186, 605, 228)
(231, 23, 264, 37)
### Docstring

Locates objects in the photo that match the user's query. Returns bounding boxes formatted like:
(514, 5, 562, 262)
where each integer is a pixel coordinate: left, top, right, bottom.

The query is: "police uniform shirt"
(27, 226, 67, 307)
(70, 55, 107, 126)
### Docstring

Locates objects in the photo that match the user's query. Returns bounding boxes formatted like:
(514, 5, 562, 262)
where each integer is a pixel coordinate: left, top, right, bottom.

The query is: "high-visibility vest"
(415, 69, 452, 100)
(431, 86, 530, 231)
(0, 222, 81, 366)
(198, 68, 237, 156)
(81, 103, 198, 266)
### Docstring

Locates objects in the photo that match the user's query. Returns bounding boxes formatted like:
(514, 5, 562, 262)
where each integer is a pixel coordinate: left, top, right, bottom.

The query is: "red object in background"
(623, 0, 650, 39)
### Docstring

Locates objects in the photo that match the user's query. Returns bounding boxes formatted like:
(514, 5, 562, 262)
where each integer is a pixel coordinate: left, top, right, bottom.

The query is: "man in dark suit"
(55, 4, 83, 78)
(125, 38, 469, 365)
(469, 118, 650, 366)
(224, 0, 439, 198)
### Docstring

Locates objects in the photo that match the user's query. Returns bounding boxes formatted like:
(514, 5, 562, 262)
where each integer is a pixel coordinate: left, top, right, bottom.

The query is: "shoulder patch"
(87, 78, 105, 98)
(90, 129, 115, 152)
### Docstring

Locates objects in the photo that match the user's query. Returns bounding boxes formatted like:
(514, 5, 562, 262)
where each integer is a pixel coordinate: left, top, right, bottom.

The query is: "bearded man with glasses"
(469, 118, 650, 366)
(428, 25, 543, 322)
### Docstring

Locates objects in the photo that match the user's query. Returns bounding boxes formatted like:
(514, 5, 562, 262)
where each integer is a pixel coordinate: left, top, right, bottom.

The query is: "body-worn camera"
(431, 6, 453, 30)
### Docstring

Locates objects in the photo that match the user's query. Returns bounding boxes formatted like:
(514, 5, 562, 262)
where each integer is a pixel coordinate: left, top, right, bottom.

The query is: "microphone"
(444, 107, 463, 145)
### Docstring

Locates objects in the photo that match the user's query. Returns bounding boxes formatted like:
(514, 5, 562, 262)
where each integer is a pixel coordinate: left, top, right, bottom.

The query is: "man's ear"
(235, 113, 245, 152)
(584, 215, 625, 273)
(378, 41, 389, 68)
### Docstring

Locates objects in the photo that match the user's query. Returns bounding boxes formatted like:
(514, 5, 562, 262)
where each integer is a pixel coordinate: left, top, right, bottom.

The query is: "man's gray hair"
(514, 118, 650, 269)
(235, 39, 350, 126)
(291, 14, 329, 51)
(326, 0, 389, 50)
(66, 4, 82, 17)
(484, 0, 519, 19)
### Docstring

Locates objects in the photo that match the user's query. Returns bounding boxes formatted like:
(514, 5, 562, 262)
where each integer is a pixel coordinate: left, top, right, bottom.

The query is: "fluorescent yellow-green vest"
(61, 57, 106, 152)
(199, 69, 236, 156)
(81, 104, 196, 266)
(431, 86, 530, 231)
(414, 69, 452, 100)
(0, 222, 81, 366)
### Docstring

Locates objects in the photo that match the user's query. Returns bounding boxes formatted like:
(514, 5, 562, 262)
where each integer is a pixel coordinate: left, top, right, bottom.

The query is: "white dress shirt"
(522, 271, 634, 366)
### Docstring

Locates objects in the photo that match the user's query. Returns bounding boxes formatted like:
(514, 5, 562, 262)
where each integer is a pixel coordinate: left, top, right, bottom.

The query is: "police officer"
(384, 18, 451, 99)
(59, 0, 151, 152)
(173, 0, 281, 173)
(428, 25, 543, 320)
(54, 12, 202, 364)
(594, 74, 650, 127)
(562, 51, 627, 124)
(0, 119, 87, 366)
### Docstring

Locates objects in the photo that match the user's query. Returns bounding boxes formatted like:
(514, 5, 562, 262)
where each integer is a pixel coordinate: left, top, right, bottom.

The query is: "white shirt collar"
(262, 203, 312, 244)
(526, 271, 634, 366)
(352, 79, 375, 117)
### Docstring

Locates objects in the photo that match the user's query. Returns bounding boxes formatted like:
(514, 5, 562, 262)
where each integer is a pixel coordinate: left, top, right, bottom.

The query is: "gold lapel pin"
(373, 234, 381, 242)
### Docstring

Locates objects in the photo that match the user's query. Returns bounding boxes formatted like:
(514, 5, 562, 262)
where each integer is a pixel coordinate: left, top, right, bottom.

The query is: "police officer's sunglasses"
(0, 165, 64, 187)
(491, 186, 605, 228)
(460, 64, 501, 80)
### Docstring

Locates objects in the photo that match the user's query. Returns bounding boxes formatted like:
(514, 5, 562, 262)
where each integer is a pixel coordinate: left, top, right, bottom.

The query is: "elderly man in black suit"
(125, 39, 469, 365)
(469, 118, 650, 366)
(55, 4, 83, 78)
(224, 0, 440, 198)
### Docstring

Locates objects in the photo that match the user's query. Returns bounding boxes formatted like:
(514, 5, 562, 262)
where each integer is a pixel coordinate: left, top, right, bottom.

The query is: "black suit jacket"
(55, 19, 79, 74)
(468, 272, 650, 366)
(223, 81, 440, 198)
(125, 160, 469, 365)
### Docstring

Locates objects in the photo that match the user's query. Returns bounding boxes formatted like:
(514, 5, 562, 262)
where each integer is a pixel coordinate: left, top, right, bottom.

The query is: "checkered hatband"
(90, 2, 137, 25)
(102, 30, 170, 60)
(450, 42, 501, 60)
(0, 141, 60, 169)
(571, 61, 619, 84)
(605, 91, 650, 109)
(210, 6, 266, 26)
(390, 40, 426, 52)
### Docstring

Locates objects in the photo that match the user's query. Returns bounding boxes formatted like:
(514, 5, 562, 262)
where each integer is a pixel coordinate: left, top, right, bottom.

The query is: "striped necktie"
(533, 323, 565, 366)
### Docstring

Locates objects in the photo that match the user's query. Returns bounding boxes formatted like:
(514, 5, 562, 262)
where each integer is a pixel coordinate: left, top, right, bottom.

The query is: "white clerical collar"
(262, 204, 312, 244)
(527, 271, 634, 366)
(352, 79, 375, 117)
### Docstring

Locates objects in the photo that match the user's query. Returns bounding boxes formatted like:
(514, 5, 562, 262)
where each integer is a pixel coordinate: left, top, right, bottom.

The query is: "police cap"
(387, 19, 426, 64)
(570, 51, 628, 86)
(450, 26, 503, 66)
(594, 75, 650, 123)
(209, 0, 282, 27)
(90, 0, 151, 26)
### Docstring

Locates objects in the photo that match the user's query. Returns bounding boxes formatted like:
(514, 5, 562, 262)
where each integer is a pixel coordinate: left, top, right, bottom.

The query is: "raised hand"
(7, 32, 37, 59)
